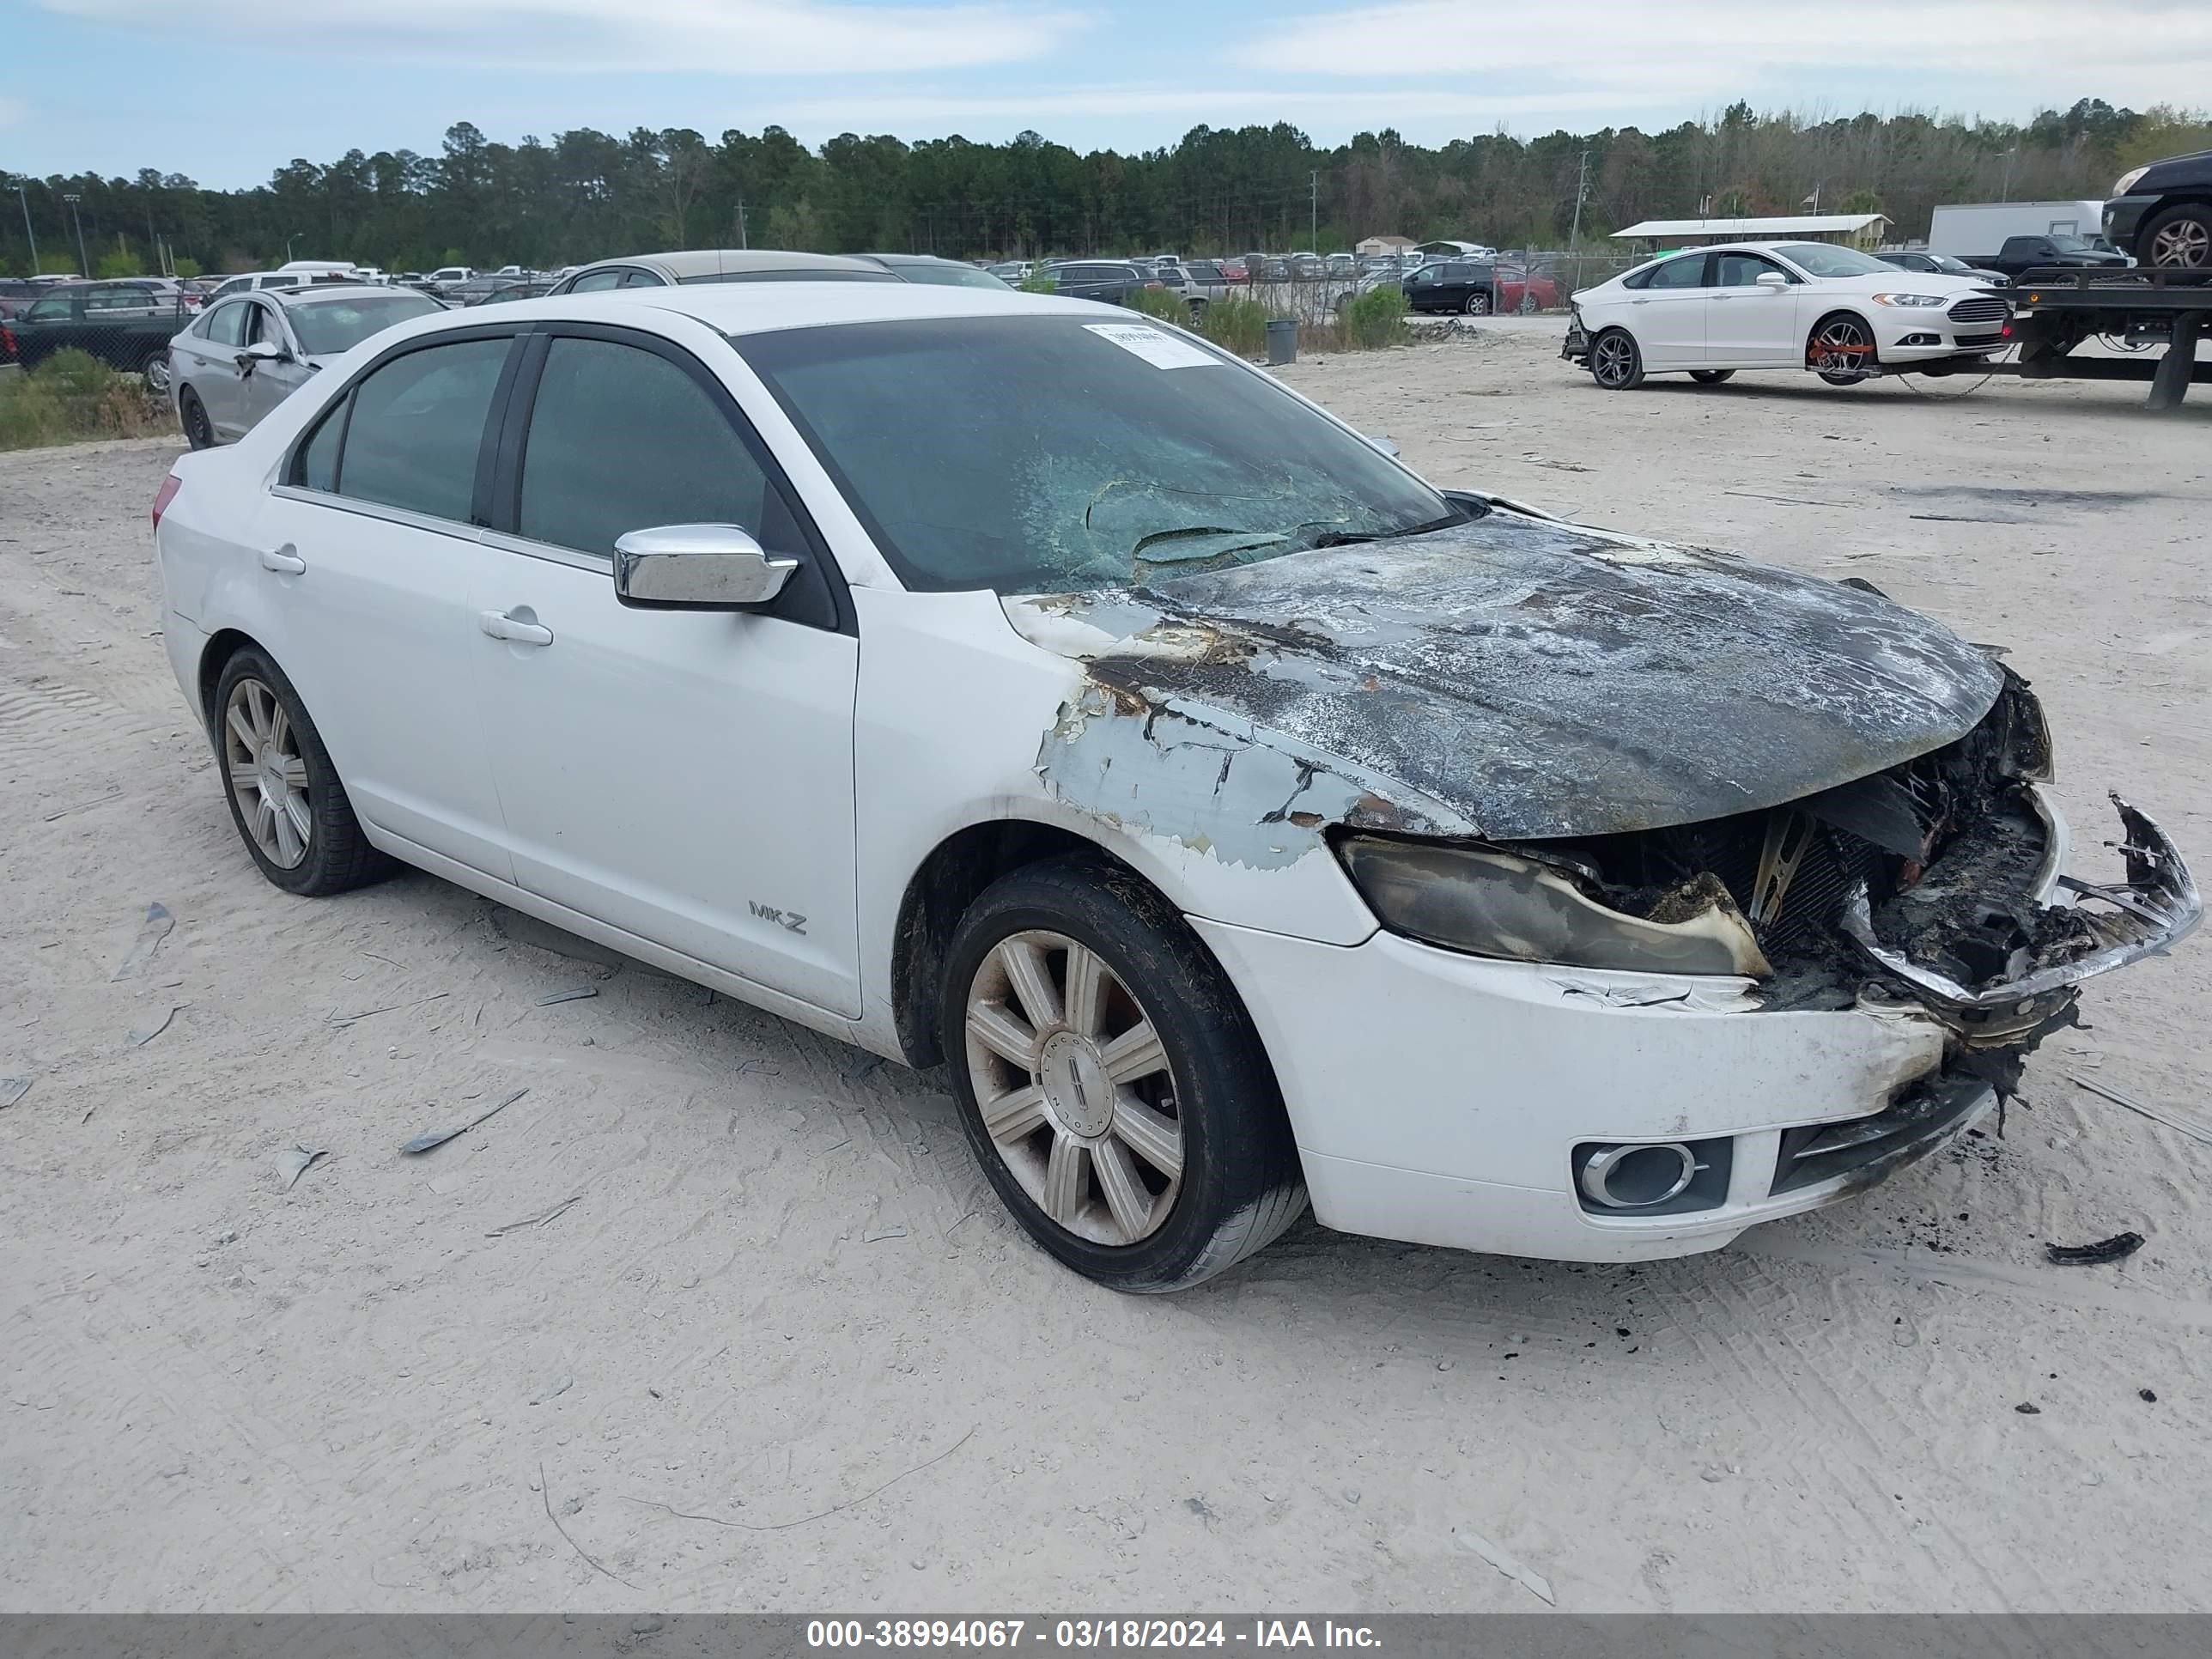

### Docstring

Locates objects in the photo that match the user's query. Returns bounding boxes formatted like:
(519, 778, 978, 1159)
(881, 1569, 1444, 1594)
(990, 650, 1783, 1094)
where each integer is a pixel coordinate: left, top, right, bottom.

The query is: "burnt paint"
(1020, 511, 2004, 844)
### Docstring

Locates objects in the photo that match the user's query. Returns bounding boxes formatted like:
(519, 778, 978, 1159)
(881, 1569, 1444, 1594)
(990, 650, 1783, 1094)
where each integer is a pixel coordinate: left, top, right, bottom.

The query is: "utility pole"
(735, 195, 748, 250)
(14, 182, 35, 273)
(1567, 149, 1591, 255)
(63, 193, 87, 276)
(1310, 169, 1318, 250)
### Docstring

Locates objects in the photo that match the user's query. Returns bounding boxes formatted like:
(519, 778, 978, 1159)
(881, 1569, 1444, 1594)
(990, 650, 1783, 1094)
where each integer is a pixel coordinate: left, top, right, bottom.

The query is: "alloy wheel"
(144, 356, 171, 394)
(2150, 219, 2211, 268)
(222, 677, 312, 868)
(1592, 332, 1637, 386)
(1813, 318, 1875, 379)
(963, 929, 1184, 1247)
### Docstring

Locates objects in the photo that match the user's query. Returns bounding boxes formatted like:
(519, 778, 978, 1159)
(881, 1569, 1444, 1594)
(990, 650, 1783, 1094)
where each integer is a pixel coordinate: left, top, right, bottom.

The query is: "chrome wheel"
(963, 930, 1184, 1247)
(144, 356, 171, 394)
(1812, 317, 1875, 380)
(1592, 331, 1638, 386)
(2149, 216, 2211, 268)
(1517, 290, 1540, 314)
(222, 678, 311, 869)
(1463, 291, 1490, 315)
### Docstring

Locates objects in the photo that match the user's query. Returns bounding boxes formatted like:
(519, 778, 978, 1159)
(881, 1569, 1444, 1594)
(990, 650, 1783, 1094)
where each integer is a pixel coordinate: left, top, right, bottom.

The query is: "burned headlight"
(1337, 837, 1771, 978)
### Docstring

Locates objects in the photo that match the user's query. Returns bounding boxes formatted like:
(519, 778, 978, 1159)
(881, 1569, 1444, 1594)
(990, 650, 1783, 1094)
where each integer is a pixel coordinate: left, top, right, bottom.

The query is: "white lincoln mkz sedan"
(151, 283, 2195, 1291)
(1565, 240, 2013, 389)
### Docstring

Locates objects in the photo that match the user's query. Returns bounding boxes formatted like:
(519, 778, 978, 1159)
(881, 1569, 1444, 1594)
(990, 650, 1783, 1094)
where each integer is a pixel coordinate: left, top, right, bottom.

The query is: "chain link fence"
(1229, 250, 1645, 323)
(1, 279, 198, 386)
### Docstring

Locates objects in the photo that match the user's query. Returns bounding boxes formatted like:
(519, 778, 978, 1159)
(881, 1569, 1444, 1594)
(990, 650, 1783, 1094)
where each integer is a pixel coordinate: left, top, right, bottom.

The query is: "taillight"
(1, 323, 15, 359)
(1145, 281, 1163, 289)
(152, 473, 182, 529)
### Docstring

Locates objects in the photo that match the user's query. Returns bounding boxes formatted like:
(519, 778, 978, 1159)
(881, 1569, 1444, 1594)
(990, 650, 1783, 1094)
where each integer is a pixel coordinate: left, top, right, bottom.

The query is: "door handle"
(480, 609, 553, 647)
(259, 545, 306, 574)
(1629, 297, 1650, 305)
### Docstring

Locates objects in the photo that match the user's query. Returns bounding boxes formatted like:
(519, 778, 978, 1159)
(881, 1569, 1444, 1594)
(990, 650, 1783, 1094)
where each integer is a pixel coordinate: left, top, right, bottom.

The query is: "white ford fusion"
(1565, 240, 2012, 389)
(151, 284, 2196, 1291)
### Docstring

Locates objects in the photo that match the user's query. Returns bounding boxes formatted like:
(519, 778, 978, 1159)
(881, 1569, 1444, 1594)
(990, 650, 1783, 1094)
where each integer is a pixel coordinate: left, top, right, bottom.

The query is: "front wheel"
(1516, 290, 1540, 314)
(1463, 291, 1491, 315)
(1811, 314, 1876, 386)
(1689, 368, 1735, 385)
(2141, 203, 2212, 269)
(940, 857, 1306, 1292)
(1589, 327, 1644, 389)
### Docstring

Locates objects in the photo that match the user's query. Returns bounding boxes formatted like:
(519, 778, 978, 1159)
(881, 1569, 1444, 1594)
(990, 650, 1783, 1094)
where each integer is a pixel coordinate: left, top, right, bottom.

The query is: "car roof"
(564, 249, 892, 283)
(389, 281, 1119, 343)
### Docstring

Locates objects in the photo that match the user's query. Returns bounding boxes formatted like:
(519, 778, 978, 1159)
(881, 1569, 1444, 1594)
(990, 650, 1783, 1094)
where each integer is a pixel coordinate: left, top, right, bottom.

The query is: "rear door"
(1627, 252, 1711, 367)
(253, 329, 525, 876)
(469, 323, 862, 1014)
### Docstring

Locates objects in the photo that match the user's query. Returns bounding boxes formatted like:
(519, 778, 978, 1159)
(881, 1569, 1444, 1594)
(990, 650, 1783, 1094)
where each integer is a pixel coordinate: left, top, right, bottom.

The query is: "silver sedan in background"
(167, 284, 445, 448)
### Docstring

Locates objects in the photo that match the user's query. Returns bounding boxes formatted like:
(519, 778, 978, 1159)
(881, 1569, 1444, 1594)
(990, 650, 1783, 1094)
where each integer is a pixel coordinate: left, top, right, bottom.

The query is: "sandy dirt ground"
(3, 331, 2211, 1614)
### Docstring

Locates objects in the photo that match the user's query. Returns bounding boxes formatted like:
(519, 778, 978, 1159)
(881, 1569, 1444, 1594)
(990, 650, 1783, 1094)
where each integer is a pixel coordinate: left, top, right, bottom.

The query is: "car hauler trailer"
(1987, 265, 2212, 412)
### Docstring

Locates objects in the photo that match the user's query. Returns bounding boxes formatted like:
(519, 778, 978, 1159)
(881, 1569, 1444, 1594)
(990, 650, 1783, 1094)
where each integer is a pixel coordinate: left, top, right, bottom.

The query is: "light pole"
(2000, 148, 2019, 203)
(285, 230, 306, 263)
(62, 191, 88, 277)
(12, 182, 34, 274)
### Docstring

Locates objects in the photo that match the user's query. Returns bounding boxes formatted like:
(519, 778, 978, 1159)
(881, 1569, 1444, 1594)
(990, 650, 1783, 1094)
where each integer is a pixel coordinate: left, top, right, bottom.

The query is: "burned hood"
(1009, 510, 2005, 842)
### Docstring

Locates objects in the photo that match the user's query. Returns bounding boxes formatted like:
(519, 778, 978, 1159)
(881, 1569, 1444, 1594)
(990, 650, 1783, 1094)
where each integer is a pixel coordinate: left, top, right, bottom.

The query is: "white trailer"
(1927, 202, 2111, 257)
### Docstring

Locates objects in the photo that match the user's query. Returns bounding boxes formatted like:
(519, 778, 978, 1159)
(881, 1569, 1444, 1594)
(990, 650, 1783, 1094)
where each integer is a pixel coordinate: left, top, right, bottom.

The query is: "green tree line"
(6, 98, 2206, 276)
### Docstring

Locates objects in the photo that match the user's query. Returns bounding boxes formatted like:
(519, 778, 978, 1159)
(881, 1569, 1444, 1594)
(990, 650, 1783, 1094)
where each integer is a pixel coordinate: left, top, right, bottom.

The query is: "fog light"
(1579, 1142, 1698, 1209)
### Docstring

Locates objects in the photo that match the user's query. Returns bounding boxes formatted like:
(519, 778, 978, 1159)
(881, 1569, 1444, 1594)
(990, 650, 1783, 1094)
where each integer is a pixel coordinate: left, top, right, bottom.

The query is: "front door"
(179, 300, 253, 436)
(472, 327, 862, 1016)
(1628, 252, 1711, 368)
(239, 300, 314, 430)
(1704, 250, 1802, 365)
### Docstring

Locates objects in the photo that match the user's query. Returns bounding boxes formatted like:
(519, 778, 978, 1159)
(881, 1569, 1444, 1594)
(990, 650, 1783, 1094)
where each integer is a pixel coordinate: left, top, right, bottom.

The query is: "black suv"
(2106, 148, 2212, 268)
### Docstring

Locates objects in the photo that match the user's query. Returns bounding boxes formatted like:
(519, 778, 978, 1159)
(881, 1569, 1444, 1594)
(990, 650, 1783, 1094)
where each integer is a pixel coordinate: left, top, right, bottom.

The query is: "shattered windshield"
(734, 315, 1451, 592)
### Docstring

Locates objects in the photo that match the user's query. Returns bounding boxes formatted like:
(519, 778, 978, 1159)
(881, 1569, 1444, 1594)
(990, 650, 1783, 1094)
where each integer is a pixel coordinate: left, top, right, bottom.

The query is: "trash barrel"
(1266, 318, 1298, 366)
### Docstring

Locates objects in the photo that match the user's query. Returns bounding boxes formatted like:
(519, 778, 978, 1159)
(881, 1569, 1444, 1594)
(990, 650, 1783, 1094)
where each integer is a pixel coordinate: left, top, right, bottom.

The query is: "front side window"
(1712, 252, 1794, 287)
(738, 315, 1451, 594)
(334, 337, 511, 523)
(25, 295, 73, 322)
(203, 301, 250, 347)
(516, 336, 799, 559)
(567, 270, 628, 292)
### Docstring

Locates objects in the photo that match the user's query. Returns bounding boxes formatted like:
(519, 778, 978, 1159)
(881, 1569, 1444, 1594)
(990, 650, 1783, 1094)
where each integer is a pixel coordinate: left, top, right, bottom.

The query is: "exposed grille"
(1770, 1071, 1990, 1196)
(1948, 296, 2008, 325)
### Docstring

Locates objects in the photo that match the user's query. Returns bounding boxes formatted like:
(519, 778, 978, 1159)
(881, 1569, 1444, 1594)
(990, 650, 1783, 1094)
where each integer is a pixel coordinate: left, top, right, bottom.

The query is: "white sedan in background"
(149, 284, 2193, 1291)
(1565, 240, 2011, 389)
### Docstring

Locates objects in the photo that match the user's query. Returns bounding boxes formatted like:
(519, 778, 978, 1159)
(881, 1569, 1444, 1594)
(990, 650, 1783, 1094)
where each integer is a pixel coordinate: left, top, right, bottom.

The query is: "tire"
(1689, 368, 1735, 385)
(143, 353, 171, 395)
(211, 647, 392, 896)
(1589, 327, 1644, 389)
(179, 387, 216, 451)
(2139, 203, 2212, 269)
(1516, 290, 1540, 315)
(939, 855, 1307, 1292)
(1810, 313, 1877, 386)
(1462, 291, 1491, 315)
(1187, 298, 1207, 323)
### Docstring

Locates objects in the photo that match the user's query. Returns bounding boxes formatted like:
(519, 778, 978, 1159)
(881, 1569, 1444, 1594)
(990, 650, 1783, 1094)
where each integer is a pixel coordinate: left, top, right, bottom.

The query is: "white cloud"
(0, 94, 27, 127)
(1255, 1, 2212, 112)
(40, 0, 1077, 74)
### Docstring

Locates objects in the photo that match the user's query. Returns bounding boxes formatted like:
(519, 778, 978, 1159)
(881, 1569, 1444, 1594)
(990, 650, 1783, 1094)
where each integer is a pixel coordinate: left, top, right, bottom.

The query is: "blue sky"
(6, 0, 2206, 186)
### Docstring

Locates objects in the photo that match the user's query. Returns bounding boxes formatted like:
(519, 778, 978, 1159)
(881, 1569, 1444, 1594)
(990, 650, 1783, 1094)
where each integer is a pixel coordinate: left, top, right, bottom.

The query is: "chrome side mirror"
(612, 524, 799, 610)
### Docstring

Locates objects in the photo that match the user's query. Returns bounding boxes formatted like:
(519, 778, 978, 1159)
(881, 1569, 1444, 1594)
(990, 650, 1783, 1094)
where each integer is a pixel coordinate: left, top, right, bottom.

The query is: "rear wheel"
(940, 857, 1306, 1292)
(212, 648, 391, 896)
(2141, 203, 2212, 269)
(1689, 368, 1735, 385)
(1811, 314, 1876, 386)
(1516, 290, 1540, 315)
(179, 387, 216, 450)
(143, 354, 171, 395)
(1589, 327, 1644, 389)
(1463, 291, 1491, 315)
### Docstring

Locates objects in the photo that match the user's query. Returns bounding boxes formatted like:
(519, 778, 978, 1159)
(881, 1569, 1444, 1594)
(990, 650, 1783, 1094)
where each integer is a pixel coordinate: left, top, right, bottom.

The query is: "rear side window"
(296, 402, 343, 491)
(333, 337, 510, 523)
(515, 336, 800, 560)
(1646, 255, 1708, 289)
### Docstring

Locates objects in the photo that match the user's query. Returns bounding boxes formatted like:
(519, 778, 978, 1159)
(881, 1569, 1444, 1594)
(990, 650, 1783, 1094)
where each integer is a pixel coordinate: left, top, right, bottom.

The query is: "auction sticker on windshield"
(1084, 323, 1218, 369)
